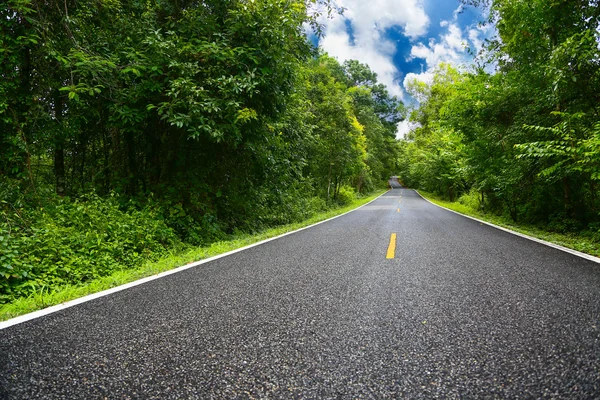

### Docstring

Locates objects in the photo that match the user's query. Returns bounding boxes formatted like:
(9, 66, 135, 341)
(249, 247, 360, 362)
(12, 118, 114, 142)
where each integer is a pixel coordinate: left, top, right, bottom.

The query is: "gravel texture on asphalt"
(1, 189, 599, 399)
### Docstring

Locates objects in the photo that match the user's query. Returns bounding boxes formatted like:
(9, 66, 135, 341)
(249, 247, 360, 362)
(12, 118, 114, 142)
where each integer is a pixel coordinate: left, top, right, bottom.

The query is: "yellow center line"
(397, 208, 400, 212)
(386, 233, 397, 259)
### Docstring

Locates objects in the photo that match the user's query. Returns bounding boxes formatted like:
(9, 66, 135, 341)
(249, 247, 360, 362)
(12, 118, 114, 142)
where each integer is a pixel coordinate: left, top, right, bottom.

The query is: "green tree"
(402, 0, 600, 227)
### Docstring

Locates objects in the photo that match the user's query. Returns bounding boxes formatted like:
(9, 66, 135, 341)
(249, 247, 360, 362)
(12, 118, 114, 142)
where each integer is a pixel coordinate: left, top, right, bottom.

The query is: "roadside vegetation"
(0, 190, 385, 321)
(1, 1, 402, 310)
(418, 190, 600, 258)
(399, 0, 600, 254)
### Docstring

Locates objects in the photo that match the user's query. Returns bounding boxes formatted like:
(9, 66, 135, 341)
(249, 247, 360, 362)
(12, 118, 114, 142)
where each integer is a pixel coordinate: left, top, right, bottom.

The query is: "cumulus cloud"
(467, 23, 497, 69)
(396, 119, 419, 139)
(452, 4, 464, 20)
(338, 0, 429, 39)
(408, 3, 496, 76)
(405, 21, 496, 92)
(318, 0, 430, 100)
(468, 28, 484, 53)
(409, 23, 467, 68)
(402, 70, 434, 105)
(403, 70, 433, 89)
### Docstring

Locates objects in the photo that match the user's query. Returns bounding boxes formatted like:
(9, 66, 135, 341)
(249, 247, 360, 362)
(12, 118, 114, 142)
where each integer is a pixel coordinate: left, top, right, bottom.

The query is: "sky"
(309, 0, 494, 137)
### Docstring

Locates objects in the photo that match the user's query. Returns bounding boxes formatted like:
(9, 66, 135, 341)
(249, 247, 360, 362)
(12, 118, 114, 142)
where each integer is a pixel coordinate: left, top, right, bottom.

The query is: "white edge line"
(0, 190, 390, 330)
(415, 190, 600, 265)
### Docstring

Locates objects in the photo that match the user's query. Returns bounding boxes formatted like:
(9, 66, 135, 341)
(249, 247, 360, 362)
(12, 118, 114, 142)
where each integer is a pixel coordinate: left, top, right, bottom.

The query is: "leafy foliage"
(400, 0, 600, 228)
(0, 0, 402, 303)
(1, 191, 179, 302)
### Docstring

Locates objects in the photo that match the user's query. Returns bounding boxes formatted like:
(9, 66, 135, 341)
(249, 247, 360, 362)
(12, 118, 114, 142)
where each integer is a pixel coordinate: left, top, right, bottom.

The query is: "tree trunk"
(101, 128, 111, 194)
(79, 130, 87, 191)
(591, 180, 598, 212)
(125, 130, 137, 196)
(509, 200, 517, 222)
(327, 162, 333, 202)
(147, 117, 163, 188)
(480, 189, 485, 210)
(54, 143, 66, 196)
(333, 174, 340, 200)
(357, 172, 363, 193)
(54, 91, 66, 196)
(563, 177, 572, 217)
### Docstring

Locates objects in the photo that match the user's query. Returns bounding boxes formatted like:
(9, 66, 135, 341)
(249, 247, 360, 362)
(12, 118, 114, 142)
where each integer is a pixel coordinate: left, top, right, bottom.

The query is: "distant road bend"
(388, 176, 403, 189)
(1, 188, 599, 398)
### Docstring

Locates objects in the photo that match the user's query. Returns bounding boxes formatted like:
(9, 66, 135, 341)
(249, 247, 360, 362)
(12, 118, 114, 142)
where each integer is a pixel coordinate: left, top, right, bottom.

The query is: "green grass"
(417, 190, 600, 258)
(0, 190, 387, 321)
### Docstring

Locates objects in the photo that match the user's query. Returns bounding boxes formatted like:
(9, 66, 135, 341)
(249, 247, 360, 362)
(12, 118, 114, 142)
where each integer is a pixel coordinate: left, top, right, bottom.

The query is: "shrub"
(546, 212, 582, 233)
(0, 193, 181, 303)
(336, 185, 356, 206)
(457, 188, 481, 211)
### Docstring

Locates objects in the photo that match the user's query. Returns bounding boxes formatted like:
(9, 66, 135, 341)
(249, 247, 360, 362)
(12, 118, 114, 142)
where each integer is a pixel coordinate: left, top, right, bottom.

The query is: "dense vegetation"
(399, 0, 600, 237)
(0, 0, 403, 303)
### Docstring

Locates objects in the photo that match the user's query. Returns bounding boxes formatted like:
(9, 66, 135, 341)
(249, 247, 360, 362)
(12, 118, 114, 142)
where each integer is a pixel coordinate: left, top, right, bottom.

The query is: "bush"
(457, 188, 482, 211)
(160, 203, 225, 246)
(0, 193, 181, 303)
(336, 185, 356, 206)
(546, 212, 583, 233)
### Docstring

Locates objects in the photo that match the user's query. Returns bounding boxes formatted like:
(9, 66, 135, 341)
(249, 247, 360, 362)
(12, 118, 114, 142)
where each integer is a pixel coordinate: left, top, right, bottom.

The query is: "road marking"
(386, 233, 397, 259)
(397, 208, 400, 212)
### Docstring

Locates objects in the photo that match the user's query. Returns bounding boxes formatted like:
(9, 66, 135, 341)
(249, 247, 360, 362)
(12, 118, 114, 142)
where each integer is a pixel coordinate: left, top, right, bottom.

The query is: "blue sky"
(311, 0, 493, 108)
(393, 1, 482, 78)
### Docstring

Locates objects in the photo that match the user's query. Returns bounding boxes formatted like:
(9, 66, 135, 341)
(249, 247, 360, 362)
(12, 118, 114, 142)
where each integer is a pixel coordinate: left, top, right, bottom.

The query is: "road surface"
(1, 189, 599, 398)
(388, 176, 402, 189)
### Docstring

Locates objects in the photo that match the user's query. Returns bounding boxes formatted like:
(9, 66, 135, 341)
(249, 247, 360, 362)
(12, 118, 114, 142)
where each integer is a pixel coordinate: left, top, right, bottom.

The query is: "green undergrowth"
(417, 190, 600, 258)
(0, 190, 386, 321)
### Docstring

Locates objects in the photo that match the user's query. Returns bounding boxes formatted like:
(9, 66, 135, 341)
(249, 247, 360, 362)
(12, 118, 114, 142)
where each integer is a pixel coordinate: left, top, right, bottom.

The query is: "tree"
(400, 0, 600, 227)
(305, 56, 367, 201)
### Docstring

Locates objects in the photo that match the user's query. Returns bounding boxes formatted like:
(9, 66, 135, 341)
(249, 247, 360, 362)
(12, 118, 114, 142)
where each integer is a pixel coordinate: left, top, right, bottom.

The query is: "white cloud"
(467, 24, 498, 72)
(408, 23, 467, 68)
(396, 119, 419, 139)
(318, 0, 430, 100)
(403, 71, 433, 87)
(407, 5, 497, 77)
(445, 23, 465, 50)
(402, 71, 434, 104)
(452, 4, 464, 20)
(468, 28, 483, 53)
(338, 0, 429, 39)
(316, 0, 497, 114)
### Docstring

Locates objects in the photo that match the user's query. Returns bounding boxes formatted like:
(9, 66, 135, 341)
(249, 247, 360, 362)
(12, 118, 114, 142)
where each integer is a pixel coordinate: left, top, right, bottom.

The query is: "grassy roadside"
(417, 190, 600, 259)
(0, 190, 387, 322)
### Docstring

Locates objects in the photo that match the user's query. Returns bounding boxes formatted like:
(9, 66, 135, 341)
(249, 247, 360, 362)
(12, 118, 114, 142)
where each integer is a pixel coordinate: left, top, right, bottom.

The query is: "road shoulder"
(0, 190, 389, 329)
(416, 190, 600, 265)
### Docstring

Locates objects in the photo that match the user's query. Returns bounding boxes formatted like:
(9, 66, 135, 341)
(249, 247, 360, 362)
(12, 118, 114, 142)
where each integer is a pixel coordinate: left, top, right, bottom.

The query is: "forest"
(399, 0, 600, 238)
(0, 0, 403, 303)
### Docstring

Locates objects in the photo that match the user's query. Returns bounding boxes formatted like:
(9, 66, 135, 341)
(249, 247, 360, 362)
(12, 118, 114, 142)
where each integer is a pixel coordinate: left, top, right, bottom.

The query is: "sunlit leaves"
(402, 0, 600, 224)
(516, 112, 600, 181)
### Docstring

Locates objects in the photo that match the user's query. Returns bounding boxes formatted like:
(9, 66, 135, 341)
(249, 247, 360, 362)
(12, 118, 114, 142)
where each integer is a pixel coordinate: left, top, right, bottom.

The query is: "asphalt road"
(388, 176, 402, 189)
(1, 189, 599, 398)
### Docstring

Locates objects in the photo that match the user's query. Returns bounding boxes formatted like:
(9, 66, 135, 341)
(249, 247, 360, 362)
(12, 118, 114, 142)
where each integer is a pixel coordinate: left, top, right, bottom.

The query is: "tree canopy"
(400, 0, 600, 229)
(0, 0, 402, 302)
